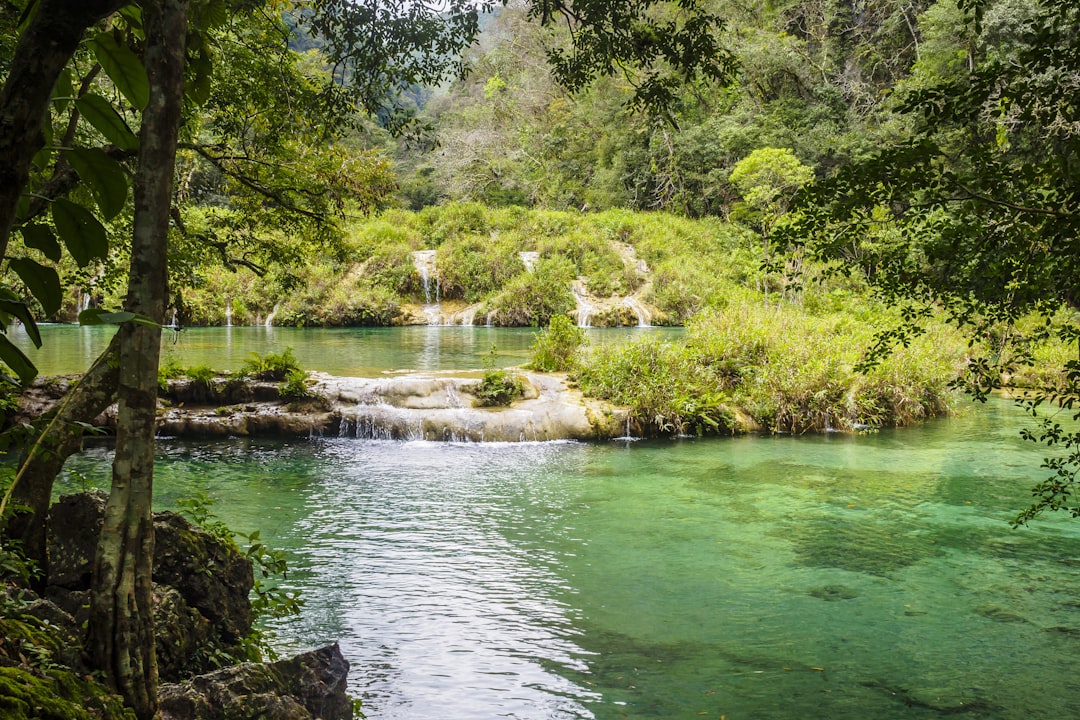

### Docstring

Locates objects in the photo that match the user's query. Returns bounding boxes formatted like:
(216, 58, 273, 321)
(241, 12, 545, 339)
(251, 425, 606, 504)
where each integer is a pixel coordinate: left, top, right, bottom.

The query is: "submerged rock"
(159, 643, 352, 720)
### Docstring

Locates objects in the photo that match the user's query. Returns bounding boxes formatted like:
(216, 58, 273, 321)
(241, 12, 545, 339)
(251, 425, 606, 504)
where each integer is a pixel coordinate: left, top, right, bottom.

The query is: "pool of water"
(8, 324, 679, 377)
(57, 399, 1080, 719)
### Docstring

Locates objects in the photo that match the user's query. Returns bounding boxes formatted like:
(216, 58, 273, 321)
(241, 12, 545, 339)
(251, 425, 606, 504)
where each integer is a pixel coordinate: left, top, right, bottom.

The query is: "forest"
(0, 0, 1078, 718)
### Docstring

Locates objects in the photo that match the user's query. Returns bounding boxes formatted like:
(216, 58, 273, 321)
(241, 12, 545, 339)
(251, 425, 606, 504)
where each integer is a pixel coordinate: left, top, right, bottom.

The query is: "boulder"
(48, 494, 254, 641)
(159, 643, 353, 720)
(46, 491, 108, 590)
(153, 511, 254, 642)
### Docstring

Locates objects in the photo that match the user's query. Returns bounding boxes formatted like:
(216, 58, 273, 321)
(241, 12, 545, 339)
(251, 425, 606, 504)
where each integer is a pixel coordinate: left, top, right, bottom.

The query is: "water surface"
(10, 324, 678, 377)
(58, 399, 1080, 719)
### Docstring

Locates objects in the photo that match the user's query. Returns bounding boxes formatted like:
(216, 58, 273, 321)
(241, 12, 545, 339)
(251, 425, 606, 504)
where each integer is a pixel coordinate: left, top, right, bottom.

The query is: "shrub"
(472, 346, 525, 406)
(530, 314, 588, 372)
(436, 233, 524, 301)
(278, 368, 313, 402)
(241, 348, 301, 381)
(485, 256, 576, 326)
(184, 365, 218, 389)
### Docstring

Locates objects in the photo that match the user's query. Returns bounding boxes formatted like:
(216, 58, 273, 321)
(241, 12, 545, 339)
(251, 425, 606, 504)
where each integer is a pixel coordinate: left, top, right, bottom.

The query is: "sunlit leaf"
(78, 308, 159, 328)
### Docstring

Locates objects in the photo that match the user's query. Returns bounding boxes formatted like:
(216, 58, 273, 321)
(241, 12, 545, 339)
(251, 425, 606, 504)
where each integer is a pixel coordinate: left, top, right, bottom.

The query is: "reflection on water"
(59, 400, 1080, 719)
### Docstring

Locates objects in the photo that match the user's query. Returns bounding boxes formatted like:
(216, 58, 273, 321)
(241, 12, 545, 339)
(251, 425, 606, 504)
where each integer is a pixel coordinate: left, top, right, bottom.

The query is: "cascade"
(614, 415, 639, 442)
(224, 300, 232, 327)
(621, 294, 652, 328)
(412, 250, 442, 325)
(78, 290, 91, 314)
(169, 309, 178, 328)
(265, 304, 279, 327)
(571, 282, 594, 328)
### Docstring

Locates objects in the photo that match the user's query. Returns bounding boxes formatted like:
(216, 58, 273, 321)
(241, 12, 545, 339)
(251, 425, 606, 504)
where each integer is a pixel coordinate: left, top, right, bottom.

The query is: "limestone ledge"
(156, 371, 631, 442)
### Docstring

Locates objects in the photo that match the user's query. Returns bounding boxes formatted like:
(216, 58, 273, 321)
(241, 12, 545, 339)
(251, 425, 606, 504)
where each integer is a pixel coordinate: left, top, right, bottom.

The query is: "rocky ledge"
(153, 371, 643, 442)
(3, 491, 352, 720)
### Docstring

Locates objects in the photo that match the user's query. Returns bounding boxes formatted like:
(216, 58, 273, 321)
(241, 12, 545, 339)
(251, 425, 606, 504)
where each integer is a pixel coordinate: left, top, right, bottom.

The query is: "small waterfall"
(265, 304, 279, 327)
(622, 294, 652, 328)
(412, 250, 442, 325)
(519, 251, 539, 272)
(571, 282, 594, 328)
(78, 290, 91, 314)
(224, 300, 232, 327)
(458, 305, 478, 326)
(614, 415, 639, 442)
(169, 309, 178, 328)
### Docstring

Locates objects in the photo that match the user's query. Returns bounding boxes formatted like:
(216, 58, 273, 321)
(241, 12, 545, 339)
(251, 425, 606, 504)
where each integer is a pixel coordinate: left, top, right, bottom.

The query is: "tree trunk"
(0, 0, 126, 256)
(2, 333, 121, 585)
(86, 1, 188, 717)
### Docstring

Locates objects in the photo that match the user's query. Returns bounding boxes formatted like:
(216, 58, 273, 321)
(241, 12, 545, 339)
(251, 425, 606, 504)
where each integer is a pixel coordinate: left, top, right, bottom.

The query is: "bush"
(529, 314, 588, 372)
(436, 234, 524, 301)
(472, 346, 525, 406)
(485, 256, 576, 326)
(241, 348, 301, 381)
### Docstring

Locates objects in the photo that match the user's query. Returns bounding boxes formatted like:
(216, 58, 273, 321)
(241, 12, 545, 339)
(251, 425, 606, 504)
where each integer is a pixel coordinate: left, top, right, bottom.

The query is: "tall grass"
(576, 292, 967, 435)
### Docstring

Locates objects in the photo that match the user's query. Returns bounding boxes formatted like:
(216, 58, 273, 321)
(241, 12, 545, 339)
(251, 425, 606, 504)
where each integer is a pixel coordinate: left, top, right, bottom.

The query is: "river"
(52, 396, 1080, 718)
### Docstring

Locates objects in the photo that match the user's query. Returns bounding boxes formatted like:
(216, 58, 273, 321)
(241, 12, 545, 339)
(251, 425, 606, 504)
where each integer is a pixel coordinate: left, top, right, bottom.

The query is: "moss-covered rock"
(0, 667, 134, 720)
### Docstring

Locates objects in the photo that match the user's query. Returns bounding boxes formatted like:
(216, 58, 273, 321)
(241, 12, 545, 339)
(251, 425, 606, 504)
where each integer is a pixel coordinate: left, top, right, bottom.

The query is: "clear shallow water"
(58, 399, 1080, 720)
(9, 324, 678, 377)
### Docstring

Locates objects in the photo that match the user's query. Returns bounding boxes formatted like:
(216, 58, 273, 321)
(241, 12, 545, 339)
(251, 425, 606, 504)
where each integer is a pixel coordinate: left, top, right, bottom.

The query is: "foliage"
(182, 365, 217, 389)
(436, 233, 523, 301)
(484, 256, 576, 326)
(472, 347, 525, 406)
(174, 492, 303, 626)
(278, 368, 314, 403)
(529, 314, 588, 372)
(576, 294, 965, 435)
(790, 0, 1080, 522)
(240, 348, 301, 382)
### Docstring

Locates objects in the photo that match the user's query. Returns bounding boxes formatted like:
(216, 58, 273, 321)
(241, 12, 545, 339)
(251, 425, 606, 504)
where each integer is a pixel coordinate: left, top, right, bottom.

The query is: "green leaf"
(51, 198, 109, 266)
(0, 334, 38, 385)
(65, 147, 129, 219)
(75, 93, 139, 151)
(79, 308, 135, 325)
(9, 258, 61, 316)
(90, 32, 150, 110)
(78, 308, 160, 328)
(54, 67, 74, 112)
(0, 299, 42, 347)
(18, 224, 62, 262)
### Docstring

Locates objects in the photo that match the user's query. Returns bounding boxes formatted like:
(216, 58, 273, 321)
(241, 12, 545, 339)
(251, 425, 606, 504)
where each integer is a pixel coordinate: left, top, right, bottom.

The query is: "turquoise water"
(8, 324, 678, 377)
(57, 398, 1080, 719)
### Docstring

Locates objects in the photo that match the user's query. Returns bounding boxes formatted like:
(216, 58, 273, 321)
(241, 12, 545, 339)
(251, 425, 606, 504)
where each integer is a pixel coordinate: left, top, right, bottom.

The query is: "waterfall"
(78, 290, 91, 314)
(412, 250, 442, 325)
(622, 295, 652, 328)
(571, 282, 594, 328)
(614, 415, 639, 442)
(224, 300, 232, 327)
(519, 251, 539, 272)
(169, 309, 178, 328)
(265, 304, 279, 327)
